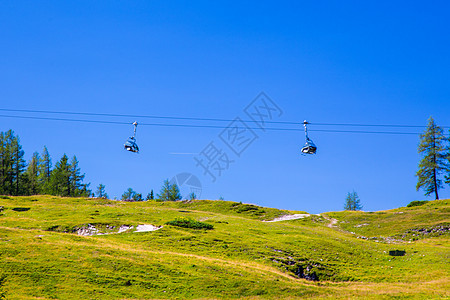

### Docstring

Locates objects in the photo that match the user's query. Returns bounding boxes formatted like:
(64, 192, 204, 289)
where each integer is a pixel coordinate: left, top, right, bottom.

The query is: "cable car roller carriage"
(124, 121, 139, 153)
(301, 120, 317, 155)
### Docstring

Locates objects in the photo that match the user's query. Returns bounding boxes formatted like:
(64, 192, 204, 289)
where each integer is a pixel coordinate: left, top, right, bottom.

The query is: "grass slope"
(0, 196, 448, 299)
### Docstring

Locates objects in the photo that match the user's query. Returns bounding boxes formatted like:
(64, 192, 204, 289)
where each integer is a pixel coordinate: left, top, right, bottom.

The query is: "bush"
(407, 200, 429, 208)
(165, 218, 213, 230)
(231, 203, 265, 215)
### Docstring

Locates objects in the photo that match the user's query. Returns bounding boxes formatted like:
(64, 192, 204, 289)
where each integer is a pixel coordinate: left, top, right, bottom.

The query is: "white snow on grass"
(76, 224, 162, 236)
(264, 214, 310, 222)
(118, 225, 134, 233)
(134, 224, 163, 233)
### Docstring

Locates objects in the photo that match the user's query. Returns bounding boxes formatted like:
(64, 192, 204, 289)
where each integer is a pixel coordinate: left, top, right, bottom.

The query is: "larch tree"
(122, 188, 136, 201)
(50, 154, 71, 196)
(69, 155, 86, 196)
(344, 191, 362, 211)
(169, 183, 182, 201)
(0, 130, 26, 195)
(26, 152, 40, 195)
(96, 183, 108, 199)
(157, 179, 171, 201)
(157, 180, 182, 201)
(0, 131, 9, 195)
(416, 117, 449, 200)
(146, 189, 154, 200)
(11, 132, 26, 195)
(38, 146, 52, 194)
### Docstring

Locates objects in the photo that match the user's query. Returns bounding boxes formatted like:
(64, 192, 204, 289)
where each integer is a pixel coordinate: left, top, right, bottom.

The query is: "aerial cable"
(0, 108, 296, 125)
(0, 108, 446, 128)
(0, 114, 129, 125)
(0, 114, 423, 135)
(310, 122, 433, 128)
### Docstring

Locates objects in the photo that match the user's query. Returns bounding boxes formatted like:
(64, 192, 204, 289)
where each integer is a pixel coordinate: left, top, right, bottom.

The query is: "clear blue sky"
(1, 1, 449, 213)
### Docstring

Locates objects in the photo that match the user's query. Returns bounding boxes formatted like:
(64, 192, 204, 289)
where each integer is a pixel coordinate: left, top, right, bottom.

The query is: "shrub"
(165, 218, 213, 230)
(407, 200, 428, 208)
(231, 202, 265, 215)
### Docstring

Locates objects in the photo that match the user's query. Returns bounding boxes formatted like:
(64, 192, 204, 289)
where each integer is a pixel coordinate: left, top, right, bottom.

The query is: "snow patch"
(76, 224, 161, 236)
(134, 224, 163, 233)
(118, 225, 134, 233)
(264, 214, 310, 222)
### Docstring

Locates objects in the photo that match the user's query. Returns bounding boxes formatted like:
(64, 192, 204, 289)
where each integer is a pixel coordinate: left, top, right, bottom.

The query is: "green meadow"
(0, 196, 448, 299)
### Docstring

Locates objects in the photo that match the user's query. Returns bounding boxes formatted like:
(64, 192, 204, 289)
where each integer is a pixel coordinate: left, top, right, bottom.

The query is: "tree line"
(0, 129, 194, 202)
(118, 179, 191, 202)
(0, 130, 90, 197)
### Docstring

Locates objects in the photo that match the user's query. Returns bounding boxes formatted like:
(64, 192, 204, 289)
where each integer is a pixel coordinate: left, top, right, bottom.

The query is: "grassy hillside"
(0, 196, 448, 299)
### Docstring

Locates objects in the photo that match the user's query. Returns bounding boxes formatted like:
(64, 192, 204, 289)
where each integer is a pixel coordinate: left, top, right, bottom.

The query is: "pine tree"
(69, 155, 86, 196)
(146, 189, 154, 200)
(133, 193, 143, 201)
(121, 188, 136, 201)
(157, 179, 171, 201)
(50, 154, 71, 196)
(0, 130, 26, 195)
(0, 131, 9, 195)
(157, 180, 182, 201)
(26, 152, 40, 195)
(96, 183, 108, 199)
(11, 132, 26, 195)
(416, 117, 448, 200)
(188, 192, 197, 200)
(38, 146, 52, 194)
(344, 191, 362, 211)
(170, 183, 182, 201)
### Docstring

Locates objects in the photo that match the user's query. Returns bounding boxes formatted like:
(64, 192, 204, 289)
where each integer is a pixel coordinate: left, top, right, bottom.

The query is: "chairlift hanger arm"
(132, 121, 138, 138)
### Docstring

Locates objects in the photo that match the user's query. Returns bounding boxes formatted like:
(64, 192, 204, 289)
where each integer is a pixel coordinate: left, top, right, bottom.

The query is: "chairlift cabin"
(124, 121, 139, 153)
(301, 137, 317, 154)
(301, 120, 317, 155)
(124, 136, 139, 153)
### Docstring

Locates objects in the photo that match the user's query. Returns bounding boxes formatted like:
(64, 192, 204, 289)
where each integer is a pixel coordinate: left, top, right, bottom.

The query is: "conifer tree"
(0, 131, 9, 195)
(121, 188, 136, 201)
(69, 155, 85, 196)
(0, 130, 26, 195)
(11, 132, 26, 195)
(170, 183, 182, 201)
(96, 183, 108, 199)
(26, 152, 40, 195)
(157, 179, 171, 201)
(50, 154, 71, 196)
(158, 180, 182, 201)
(416, 117, 448, 200)
(38, 146, 52, 194)
(133, 193, 143, 201)
(146, 189, 154, 200)
(344, 191, 362, 211)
